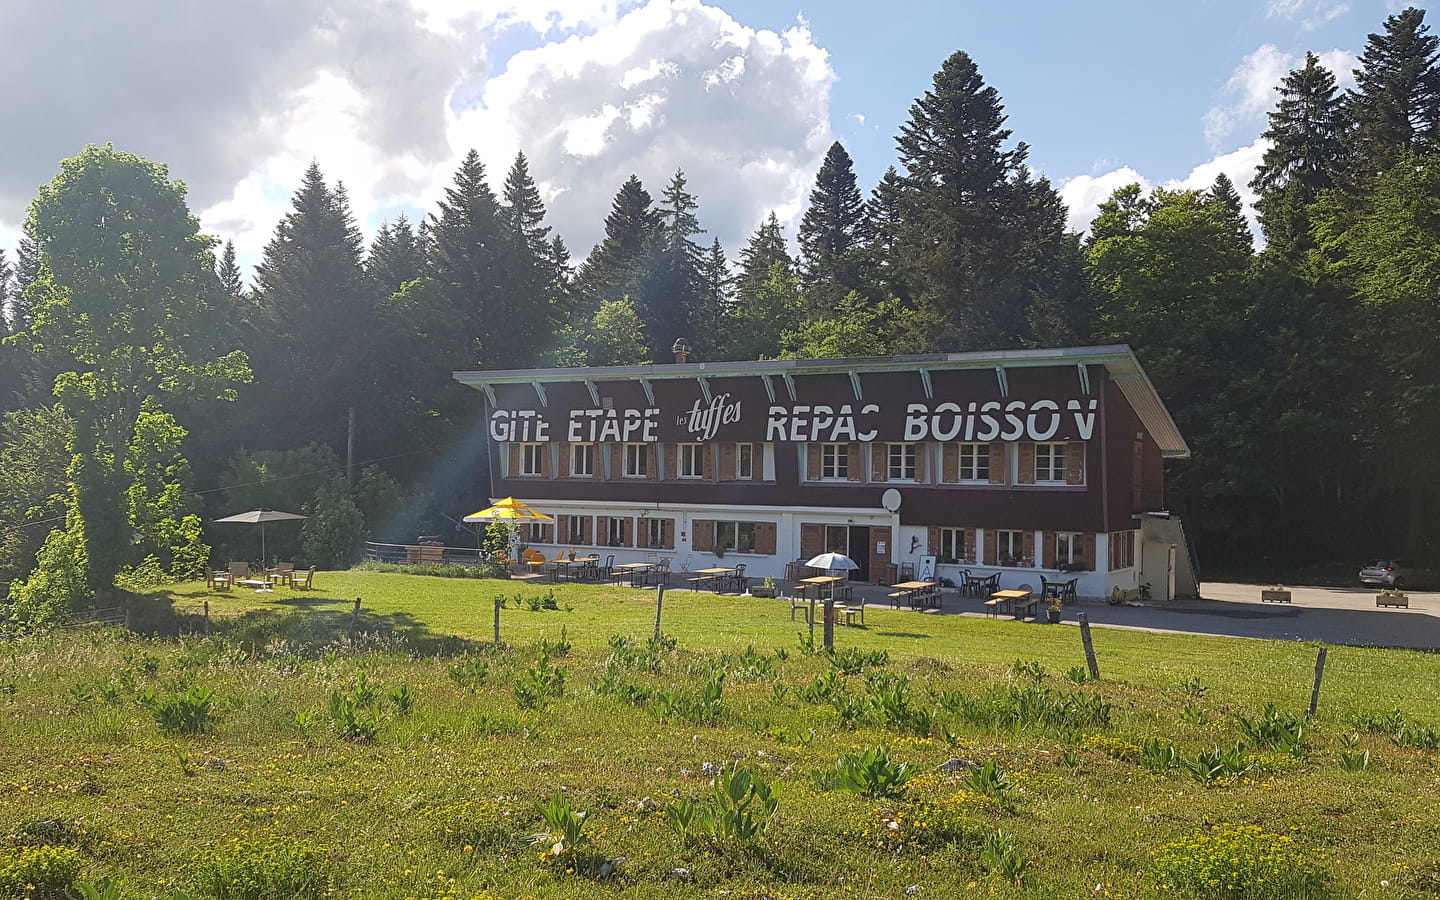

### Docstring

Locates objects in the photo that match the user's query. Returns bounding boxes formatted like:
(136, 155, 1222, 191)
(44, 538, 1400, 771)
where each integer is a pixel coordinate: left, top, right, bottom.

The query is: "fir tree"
(1206, 173, 1254, 254)
(864, 166, 912, 303)
(10, 237, 40, 331)
(496, 152, 565, 364)
(429, 150, 504, 367)
(1345, 7, 1440, 174)
(575, 175, 661, 320)
(217, 239, 245, 298)
(798, 141, 870, 303)
(0, 249, 10, 336)
(1251, 52, 1346, 252)
(367, 214, 427, 296)
(642, 169, 706, 360)
(736, 212, 793, 309)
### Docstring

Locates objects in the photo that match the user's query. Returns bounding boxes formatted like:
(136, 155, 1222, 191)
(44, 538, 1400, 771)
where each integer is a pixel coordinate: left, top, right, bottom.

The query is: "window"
(716, 521, 759, 553)
(938, 527, 967, 563)
(736, 443, 754, 479)
(959, 443, 990, 482)
(996, 529, 1026, 562)
(520, 443, 544, 476)
(567, 516, 587, 544)
(888, 443, 917, 480)
(624, 443, 648, 477)
(645, 517, 666, 549)
(1109, 530, 1136, 570)
(570, 444, 593, 477)
(604, 517, 626, 546)
(821, 443, 848, 479)
(1035, 443, 1067, 483)
(1055, 532, 1081, 566)
(679, 443, 704, 478)
(525, 522, 551, 544)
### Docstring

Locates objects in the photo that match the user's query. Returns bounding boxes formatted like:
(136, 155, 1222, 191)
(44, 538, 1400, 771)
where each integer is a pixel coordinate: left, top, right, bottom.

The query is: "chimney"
(671, 337, 692, 364)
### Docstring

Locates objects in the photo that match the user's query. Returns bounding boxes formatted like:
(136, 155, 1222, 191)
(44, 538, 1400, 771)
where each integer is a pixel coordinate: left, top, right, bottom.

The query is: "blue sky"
(0, 0, 1421, 271)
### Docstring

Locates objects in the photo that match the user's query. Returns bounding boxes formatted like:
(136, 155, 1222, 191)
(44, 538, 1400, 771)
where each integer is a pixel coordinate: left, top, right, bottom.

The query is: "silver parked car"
(1358, 559, 1423, 587)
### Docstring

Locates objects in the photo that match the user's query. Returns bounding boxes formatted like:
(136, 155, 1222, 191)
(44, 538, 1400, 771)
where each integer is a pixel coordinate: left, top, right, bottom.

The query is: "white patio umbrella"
(805, 552, 860, 572)
(213, 508, 308, 567)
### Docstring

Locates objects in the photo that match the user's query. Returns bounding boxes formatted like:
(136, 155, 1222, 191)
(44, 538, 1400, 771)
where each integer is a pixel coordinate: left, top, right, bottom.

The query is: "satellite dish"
(881, 488, 902, 512)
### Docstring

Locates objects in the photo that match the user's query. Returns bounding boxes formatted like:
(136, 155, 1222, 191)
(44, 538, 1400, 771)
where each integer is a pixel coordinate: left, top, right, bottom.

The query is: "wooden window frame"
(623, 443, 649, 478)
(571, 443, 594, 477)
(715, 521, 759, 554)
(1034, 442, 1067, 484)
(679, 443, 704, 478)
(820, 443, 848, 480)
(736, 443, 754, 480)
(520, 443, 545, 476)
(958, 443, 989, 482)
(938, 527, 967, 563)
(887, 443, 916, 480)
(1056, 531, 1081, 565)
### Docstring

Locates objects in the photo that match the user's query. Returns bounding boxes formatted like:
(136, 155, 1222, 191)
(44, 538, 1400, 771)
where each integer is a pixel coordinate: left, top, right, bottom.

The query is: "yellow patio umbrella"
(462, 497, 554, 522)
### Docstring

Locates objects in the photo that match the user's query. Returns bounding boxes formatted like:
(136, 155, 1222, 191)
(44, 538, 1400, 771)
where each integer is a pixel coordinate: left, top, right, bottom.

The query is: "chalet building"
(454, 345, 1199, 600)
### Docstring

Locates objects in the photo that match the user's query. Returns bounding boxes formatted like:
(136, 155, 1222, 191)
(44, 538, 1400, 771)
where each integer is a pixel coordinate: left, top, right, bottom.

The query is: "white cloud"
(1058, 167, 1153, 233)
(1266, 0, 1350, 31)
(1165, 137, 1270, 236)
(1203, 44, 1358, 149)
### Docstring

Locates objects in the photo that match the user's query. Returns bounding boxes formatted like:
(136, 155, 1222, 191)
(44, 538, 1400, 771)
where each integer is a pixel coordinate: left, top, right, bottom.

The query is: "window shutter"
(692, 520, 714, 552)
(662, 519, 675, 549)
(1082, 532, 1096, 571)
(801, 523, 824, 559)
(636, 519, 650, 549)
(983, 528, 998, 565)
(621, 517, 632, 547)
(1041, 531, 1056, 569)
(1066, 442, 1085, 485)
(702, 445, 715, 480)
(989, 443, 1007, 484)
(646, 446, 658, 480)
(847, 443, 863, 482)
(914, 445, 927, 483)
(542, 444, 553, 478)
(580, 516, 592, 544)
(721, 443, 737, 480)
(965, 528, 977, 563)
(555, 515, 569, 544)
(756, 522, 777, 555)
(871, 444, 888, 482)
(807, 444, 821, 480)
(662, 443, 674, 480)
(560, 442, 571, 477)
(942, 443, 958, 483)
(601, 445, 614, 481)
(1018, 442, 1036, 485)
(508, 443, 520, 476)
(926, 526, 939, 555)
(752, 443, 764, 480)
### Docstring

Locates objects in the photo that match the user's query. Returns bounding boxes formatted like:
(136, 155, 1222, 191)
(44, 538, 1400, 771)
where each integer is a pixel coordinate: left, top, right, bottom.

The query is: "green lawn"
(2, 570, 1438, 898)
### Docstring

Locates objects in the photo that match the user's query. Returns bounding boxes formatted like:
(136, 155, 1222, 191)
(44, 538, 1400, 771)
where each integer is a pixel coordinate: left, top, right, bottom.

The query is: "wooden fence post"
(654, 585, 666, 641)
(1309, 646, 1328, 716)
(1078, 612, 1100, 680)
(493, 596, 503, 645)
(822, 599, 835, 652)
(349, 597, 362, 634)
(203, 600, 210, 636)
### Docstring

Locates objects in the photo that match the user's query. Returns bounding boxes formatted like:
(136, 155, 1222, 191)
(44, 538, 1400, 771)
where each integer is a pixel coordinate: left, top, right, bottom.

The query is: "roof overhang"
(454, 344, 1190, 459)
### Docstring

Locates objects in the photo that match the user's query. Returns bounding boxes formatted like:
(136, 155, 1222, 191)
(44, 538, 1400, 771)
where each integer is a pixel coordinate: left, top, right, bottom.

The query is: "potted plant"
(1377, 587, 1409, 608)
(1000, 554, 1020, 567)
(1046, 596, 1064, 624)
(753, 575, 777, 598)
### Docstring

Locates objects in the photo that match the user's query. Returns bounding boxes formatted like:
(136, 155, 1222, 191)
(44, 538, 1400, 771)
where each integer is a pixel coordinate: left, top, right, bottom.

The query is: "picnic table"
(888, 580, 941, 609)
(797, 576, 864, 625)
(689, 566, 741, 593)
(613, 561, 655, 588)
(987, 588, 1037, 619)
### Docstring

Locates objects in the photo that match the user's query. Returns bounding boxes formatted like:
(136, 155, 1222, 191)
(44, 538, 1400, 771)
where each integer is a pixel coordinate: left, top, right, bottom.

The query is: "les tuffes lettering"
(678, 393, 741, 441)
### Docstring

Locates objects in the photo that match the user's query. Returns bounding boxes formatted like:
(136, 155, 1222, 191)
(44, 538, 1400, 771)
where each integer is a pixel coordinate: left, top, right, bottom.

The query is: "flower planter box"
(751, 588, 776, 598)
(1260, 589, 1292, 603)
(1376, 593, 1409, 608)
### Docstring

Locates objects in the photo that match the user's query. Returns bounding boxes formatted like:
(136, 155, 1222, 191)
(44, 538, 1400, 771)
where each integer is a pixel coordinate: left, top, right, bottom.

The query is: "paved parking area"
(832, 581, 1440, 649)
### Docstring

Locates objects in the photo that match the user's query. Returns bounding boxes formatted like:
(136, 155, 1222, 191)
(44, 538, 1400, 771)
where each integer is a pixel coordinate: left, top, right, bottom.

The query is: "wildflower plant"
(1152, 824, 1331, 899)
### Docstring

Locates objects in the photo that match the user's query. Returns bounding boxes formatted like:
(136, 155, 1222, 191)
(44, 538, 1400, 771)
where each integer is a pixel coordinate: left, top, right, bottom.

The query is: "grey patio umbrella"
(805, 552, 860, 572)
(213, 508, 308, 566)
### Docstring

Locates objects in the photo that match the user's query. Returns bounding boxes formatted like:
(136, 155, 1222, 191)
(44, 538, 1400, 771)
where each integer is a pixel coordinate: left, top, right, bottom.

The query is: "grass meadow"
(2, 570, 1439, 898)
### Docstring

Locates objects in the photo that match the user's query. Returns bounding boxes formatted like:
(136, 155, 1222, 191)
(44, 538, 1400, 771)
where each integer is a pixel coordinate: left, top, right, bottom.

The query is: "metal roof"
(454, 344, 1190, 458)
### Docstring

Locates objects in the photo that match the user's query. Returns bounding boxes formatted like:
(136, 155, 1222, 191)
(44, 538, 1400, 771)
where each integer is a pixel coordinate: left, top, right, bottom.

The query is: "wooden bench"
(406, 545, 445, 565)
(1376, 594, 1410, 608)
(887, 591, 907, 608)
(837, 604, 865, 626)
(1012, 597, 1040, 620)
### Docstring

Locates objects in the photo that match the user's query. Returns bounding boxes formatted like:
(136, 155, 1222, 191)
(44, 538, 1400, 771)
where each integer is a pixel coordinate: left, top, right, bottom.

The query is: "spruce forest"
(3, 7, 1440, 620)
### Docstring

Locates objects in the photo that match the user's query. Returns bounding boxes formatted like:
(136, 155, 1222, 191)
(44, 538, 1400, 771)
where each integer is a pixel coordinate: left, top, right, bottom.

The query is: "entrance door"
(823, 524, 871, 581)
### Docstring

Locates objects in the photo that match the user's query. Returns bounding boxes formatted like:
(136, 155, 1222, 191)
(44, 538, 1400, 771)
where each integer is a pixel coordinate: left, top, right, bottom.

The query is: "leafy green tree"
(780, 294, 920, 359)
(548, 297, 650, 367)
(1344, 7, 1440, 175)
(124, 408, 208, 579)
(367, 214, 428, 297)
(0, 405, 72, 593)
(1251, 52, 1347, 254)
(301, 476, 365, 568)
(9, 145, 249, 607)
(726, 262, 803, 361)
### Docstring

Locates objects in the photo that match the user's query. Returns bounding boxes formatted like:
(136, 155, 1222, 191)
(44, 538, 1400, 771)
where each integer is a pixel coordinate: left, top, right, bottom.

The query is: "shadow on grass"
(874, 632, 930, 639)
(121, 590, 484, 656)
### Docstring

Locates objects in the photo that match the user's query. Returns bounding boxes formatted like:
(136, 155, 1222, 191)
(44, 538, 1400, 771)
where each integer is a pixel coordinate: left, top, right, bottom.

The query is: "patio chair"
(290, 566, 316, 590)
(273, 561, 295, 586)
(729, 564, 749, 594)
(227, 561, 251, 582)
(645, 557, 672, 587)
(600, 554, 616, 582)
(207, 569, 231, 591)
